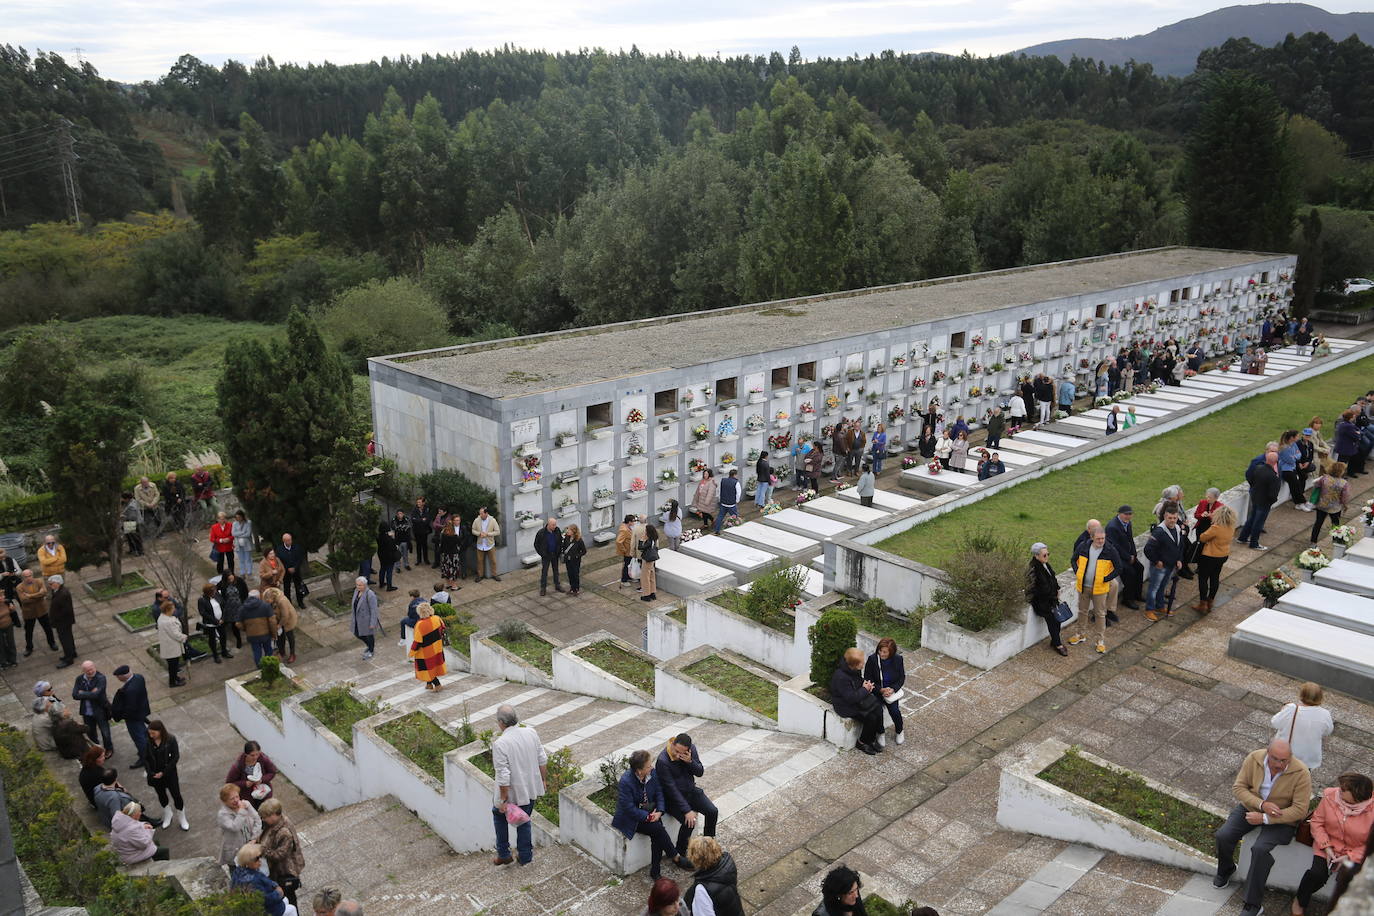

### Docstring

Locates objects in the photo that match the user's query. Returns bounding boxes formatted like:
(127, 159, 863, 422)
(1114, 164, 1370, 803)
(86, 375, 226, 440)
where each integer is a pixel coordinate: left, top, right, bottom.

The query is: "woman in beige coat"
(217, 783, 262, 867)
(156, 601, 188, 688)
(263, 587, 298, 664)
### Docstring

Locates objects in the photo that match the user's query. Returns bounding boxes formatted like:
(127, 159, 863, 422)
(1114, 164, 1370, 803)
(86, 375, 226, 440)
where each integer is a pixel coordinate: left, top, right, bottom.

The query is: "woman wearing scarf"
(1291, 772, 1374, 914)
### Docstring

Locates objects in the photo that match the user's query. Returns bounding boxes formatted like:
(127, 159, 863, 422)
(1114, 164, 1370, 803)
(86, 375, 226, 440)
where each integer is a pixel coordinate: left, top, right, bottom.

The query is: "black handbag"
(1051, 601, 1073, 624)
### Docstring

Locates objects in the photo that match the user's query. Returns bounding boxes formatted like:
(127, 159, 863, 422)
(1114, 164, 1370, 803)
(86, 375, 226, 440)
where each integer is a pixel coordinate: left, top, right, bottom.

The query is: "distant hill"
(1015, 3, 1374, 76)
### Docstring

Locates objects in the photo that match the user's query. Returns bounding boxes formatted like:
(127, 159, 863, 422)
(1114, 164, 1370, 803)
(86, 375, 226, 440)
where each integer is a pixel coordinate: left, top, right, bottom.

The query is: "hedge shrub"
(0, 723, 259, 915)
(417, 468, 499, 520)
(808, 606, 857, 686)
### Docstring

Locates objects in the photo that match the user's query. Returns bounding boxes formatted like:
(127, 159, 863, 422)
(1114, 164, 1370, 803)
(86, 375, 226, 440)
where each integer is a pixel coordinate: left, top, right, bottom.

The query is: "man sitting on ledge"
(1214, 738, 1312, 916)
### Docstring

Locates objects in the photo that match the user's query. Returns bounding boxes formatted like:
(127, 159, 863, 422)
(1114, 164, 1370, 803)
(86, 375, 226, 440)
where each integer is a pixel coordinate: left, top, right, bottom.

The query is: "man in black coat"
(47, 574, 78, 667)
(1105, 506, 1143, 610)
(655, 733, 718, 857)
(411, 497, 434, 567)
(1033, 374, 1055, 425)
(1238, 451, 1282, 551)
(533, 518, 563, 597)
(277, 532, 308, 607)
(72, 660, 114, 754)
(829, 648, 883, 755)
(110, 664, 151, 768)
(1143, 506, 1187, 620)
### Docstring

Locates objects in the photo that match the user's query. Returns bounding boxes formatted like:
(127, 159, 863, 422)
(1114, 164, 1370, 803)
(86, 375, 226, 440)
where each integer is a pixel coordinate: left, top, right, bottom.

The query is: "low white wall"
(777, 674, 859, 749)
(278, 686, 369, 810)
(224, 675, 290, 764)
(469, 625, 558, 687)
(558, 780, 686, 875)
(646, 607, 687, 660)
(553, 632, 655, 705)
(998, 739, 1327, 896)
(685, 590, 805, 677)
(655, 647, 778, 729)
(922, 610, 1026, 671)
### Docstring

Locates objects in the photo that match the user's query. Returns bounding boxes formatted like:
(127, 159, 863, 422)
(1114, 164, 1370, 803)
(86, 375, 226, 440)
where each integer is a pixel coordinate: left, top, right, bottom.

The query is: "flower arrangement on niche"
(691, 423, 709, 442)
(717, 416, 736, 437)
(626, 408, 645, 425)
(659, 469, 678, 484)
(629, 477, 647, 493)
(768, 432, 792, 451)
(519, 455, 541, 482)
(745, 414, 765, 432)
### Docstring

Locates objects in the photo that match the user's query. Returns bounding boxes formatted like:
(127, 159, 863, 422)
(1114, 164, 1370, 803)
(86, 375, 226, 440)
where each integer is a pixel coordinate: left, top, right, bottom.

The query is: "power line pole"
(55, 119, 80, 223)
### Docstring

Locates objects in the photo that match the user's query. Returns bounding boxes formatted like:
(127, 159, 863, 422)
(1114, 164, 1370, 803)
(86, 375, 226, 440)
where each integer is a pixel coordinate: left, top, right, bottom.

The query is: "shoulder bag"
(1052, 601, 1073, 624)
(1286, 704, 1316, 845)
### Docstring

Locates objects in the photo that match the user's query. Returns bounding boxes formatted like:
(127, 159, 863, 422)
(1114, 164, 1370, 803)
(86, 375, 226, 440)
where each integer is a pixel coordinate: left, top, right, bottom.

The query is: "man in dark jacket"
(829, 648, 883, 755)
(238, 591, 278, 666)
(1143, 506, 1187, 620)
(110, 664, 151, 768)
(533, 518, 563, 597)
(277, 533, 308, 607)
(48, 574, 78, 667)
(73, 660, 114, 754)
(411, 497, 434, 567)
(830, 422, 850, 480)
(655, 734, 718, 857)
(1105, 506, 1142, 610)
(713, 471, 741, 533)
(1238, 451, 1282, 551)
(1033, 374, 1055, 424)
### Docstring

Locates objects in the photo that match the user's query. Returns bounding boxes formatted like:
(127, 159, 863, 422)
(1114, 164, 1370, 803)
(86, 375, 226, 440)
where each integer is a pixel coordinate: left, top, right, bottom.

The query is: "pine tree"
(1292, 208, 1323, 318)
(1184, 72, 1298, 252)
(217, 310, 368, 554)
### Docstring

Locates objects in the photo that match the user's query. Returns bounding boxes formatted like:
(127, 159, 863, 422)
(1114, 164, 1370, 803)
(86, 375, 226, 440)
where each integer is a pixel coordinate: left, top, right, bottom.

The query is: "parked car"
(1342, 278, 1374, 295)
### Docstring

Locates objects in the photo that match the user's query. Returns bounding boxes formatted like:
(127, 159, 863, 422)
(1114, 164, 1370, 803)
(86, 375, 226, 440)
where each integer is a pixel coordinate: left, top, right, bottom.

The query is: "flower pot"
(1300, 569, 1313, 582)
(518, 480, 541, 493)
(1263, 596, 1278, 608)
(1334, 544, 1347, 559)
(519, 518, 541, 529)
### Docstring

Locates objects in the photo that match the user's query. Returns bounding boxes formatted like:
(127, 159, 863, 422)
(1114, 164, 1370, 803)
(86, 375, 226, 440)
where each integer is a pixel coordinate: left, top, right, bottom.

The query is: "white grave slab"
(800, 495, 891, 525)
(981, 449, 1038, 467)
(1114, 402, 1171, 416)
(1139, 389, 1211, 404)
(1085, 408, 1151, 425)
(1196, 373, 1253, 386)
(738, 565, 824, 598)
(1128, 396, 1187, 413)
(835, 487, 923, 512)
(1016, 430, 1092, 449)
(900, 467, 983, 495)
(1342, 538, 1374, 567)
(757, 507, 854, 540)
(1228, 607, 1374, 702)
(678, 535, 778, 581)
(993, 439, 1063, 457)
(653, 549, 737, 598)
(1276, 583, 1374, 637)
(1313, 558, 1374, 598)
(1057, 416, 1110, 433)
(1181, 379, 1237, 394)
(721, 521, 821, 562)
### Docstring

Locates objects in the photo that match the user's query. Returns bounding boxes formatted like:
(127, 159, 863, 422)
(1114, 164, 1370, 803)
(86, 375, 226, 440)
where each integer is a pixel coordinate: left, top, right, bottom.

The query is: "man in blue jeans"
(714, 469, 741, 533)
(1142, 507, 1184, 621)
(492, 704, 548, 866)
(1238, 451, 1282, 551)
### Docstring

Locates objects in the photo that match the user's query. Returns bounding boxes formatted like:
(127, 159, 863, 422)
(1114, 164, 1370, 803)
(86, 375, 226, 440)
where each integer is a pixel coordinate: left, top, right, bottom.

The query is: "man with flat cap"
(1104, 505, 1143, 611)
(110, 664, 151, 768)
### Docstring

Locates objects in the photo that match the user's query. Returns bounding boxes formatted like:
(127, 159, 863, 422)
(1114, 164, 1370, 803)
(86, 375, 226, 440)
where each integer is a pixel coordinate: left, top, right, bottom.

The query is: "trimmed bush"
(416, 468, 499, 521)
(808, 607, 857, 686)
(932, 528, 1024, 632)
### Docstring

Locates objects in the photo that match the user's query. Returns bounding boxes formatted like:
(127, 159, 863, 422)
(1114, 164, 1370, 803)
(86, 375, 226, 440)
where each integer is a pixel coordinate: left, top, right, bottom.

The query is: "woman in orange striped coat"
(408, 602, 447, 691)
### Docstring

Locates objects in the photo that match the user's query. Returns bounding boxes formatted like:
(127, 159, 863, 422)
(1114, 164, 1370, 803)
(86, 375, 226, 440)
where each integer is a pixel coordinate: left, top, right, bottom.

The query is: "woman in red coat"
(210, 512, 235, 576)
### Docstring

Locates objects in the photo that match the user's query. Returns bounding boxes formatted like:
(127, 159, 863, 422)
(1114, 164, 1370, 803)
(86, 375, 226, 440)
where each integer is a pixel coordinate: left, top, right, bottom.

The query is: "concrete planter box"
(225, 673, 294, 764)
(84, 573, 155, 602)
(277, 684, 371, 809)
(455, 742, 559, 849)
(921, 609, 1024, 670)
(655, 645, 780, 729)
(998, 739, 1324, 895)
(554, 631, 656, 704)
(646, 606, 688, 660)
(469, 624, 559, 687)
(685, 588, 804, 677)
(778, 674, 859, 749)
(559, 777, 686, 875)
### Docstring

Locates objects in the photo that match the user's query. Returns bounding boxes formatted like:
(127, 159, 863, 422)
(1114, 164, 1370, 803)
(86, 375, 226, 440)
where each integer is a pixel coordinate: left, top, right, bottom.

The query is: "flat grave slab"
(1181, 378, 1239, 394)
(1276, 583, 1374, 637)
(1201, 373, 1259, 385)
(1016, 430, 1092, 449)
(654, 549, 738, 598)
(900, 466, 983, 497)
(757, 507, 854, 540)
(1084, 408, 1151, 424)
(1128, 396, 1188, 413)
(738, 564, 824, 598)
(1056, 416, 1111, 433)
(1228, 607, 1374, 703)
(800, 495, 892, 525)
(835, 487, 923, 512)
(1313, 558, 1374, 598)
(992, 438, 1063, 457)
(1342, 538, 1374, 567)
(980, 449, 1038, 467)
(720, 521, 821, 562)
(1113, 401, 1172, 416)
(1137, 389, 1211, 404)
(678, 535, 779, 581)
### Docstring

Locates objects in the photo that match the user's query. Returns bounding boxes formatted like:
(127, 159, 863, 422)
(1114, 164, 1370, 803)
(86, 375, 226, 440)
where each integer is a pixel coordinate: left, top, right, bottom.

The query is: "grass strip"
(89, 571, 153, 600)
(575, 640, 655, 693)
(377, 712, 461, 782)
(880, 354, 1374, 569)
(709, 590, 792, 634)
(491, 631, 555, 674)
(300, 685, 380, 746)
(667, 604, 688, 624)
(243, 676, 302, 719)
(115, 604, 156, 629)
(1038, 748, 1220, 854)
(683, 655, 778, 720)
(589, 784, 618, 814)
(840, 597, 922, 649)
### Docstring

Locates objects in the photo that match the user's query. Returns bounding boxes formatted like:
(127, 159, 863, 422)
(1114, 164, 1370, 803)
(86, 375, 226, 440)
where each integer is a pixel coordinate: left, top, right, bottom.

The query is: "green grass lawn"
(574, 640, 655, 693)
(683, 655, 779, 720)
(377, 712, 461, 782)
(300, 686, 380, 745)
(879, 355, 1374, 569)
(89, 571, 154, 600)
(491, 631, 556, 674)
(244, 675, 302, 719)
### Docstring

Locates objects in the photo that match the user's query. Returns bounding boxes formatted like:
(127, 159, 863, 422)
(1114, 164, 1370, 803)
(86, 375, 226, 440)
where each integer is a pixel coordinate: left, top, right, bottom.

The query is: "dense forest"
(0, 33, 1372, 486)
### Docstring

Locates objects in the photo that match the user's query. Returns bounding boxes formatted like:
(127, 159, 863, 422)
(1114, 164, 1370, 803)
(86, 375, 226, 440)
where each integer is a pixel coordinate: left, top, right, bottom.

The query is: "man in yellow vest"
(1067, 525, 1120, 655)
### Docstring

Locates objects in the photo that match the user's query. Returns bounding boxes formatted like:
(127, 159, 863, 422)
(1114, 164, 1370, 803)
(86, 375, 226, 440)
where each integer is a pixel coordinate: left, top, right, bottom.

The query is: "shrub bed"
(683, 655, 778, 720)
(575, 640, 655, 693)
(116, 603, 157, 630)
(89, 570, 154, 600)
(839, 596, 922, 649)
(376, 712, 461, 782)
(300, 686, 381, 745)
(1038, 747, 1220, 854)
(491, 627, 555, 674)
(0, 723, 260, 915)
(243, 673, 302, 720)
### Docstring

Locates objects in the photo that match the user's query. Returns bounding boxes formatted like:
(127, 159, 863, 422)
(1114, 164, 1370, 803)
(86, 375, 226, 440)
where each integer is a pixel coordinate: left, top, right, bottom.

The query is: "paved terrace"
(380, 247, 1273, 397)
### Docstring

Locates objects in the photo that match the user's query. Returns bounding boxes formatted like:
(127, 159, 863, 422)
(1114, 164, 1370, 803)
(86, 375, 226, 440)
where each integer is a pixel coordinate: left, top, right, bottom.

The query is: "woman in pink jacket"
(1293, 771, 1374, 914)
(110, 801, 168, 865)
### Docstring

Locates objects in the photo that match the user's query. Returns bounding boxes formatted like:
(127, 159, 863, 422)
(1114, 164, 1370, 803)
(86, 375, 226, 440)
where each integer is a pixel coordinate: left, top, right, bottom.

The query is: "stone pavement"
(8, 324, 1374, 914)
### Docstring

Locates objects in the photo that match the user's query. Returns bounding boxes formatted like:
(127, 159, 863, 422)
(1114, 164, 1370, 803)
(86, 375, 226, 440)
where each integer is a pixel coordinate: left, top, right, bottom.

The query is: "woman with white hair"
(1025, 542, 1068, 656)
(230, 842, 298, 916)
(350, 576, 381, 661)
(109, 801, 167, 865)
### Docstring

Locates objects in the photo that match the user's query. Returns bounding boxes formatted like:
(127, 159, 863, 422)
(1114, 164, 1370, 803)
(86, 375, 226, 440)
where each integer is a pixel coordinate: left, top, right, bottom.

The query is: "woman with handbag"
(1193, 503, 1235, 614)
(1291, 772, 1374, 915)
(256, 798, 305, 911)
(1271, 682, 1335, 769)
(638, 524, 661, 603)
(692, 470, 718, 532)
(862, 638, 905, 747)
(562, 524, 587, 596)
(1309, 462, 1351, 545)
(1026, 542, 1069, 656)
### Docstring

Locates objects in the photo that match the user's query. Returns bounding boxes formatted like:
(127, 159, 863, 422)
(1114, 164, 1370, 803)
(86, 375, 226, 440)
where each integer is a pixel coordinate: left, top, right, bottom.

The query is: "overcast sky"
(9, 0, 1374, 83)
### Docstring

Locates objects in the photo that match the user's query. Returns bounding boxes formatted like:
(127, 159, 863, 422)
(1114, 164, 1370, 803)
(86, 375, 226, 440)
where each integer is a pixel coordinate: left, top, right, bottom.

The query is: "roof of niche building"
(377, 246, 1282, 398)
